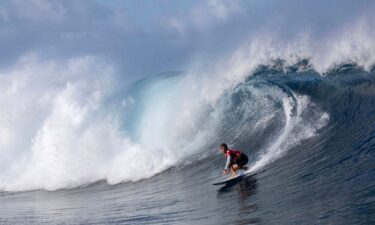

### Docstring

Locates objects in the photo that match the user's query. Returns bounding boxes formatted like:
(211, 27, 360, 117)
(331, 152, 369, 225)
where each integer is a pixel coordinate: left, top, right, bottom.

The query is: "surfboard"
(212, 172, 246, 185)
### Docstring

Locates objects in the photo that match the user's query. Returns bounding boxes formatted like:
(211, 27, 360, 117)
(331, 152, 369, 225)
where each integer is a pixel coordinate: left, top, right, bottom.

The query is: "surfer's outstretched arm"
(223, 155, 232, 174)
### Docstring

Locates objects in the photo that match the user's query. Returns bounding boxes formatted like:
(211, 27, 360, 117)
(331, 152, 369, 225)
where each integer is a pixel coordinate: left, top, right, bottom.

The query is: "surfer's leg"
(229, 167, 236, 177)
(230, 164, 239, 177)
(237, 154, 249, 170)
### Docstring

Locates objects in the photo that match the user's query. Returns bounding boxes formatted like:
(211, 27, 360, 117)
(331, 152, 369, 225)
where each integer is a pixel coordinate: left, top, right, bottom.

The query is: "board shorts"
(234, 153, 248, 168)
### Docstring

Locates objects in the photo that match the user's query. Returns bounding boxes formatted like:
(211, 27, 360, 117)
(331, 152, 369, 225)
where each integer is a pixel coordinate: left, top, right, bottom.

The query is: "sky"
(0, 0, 374, 80)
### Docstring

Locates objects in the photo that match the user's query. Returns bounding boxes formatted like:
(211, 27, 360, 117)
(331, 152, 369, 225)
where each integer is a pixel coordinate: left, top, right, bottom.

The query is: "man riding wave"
(220, 143, 249, 177)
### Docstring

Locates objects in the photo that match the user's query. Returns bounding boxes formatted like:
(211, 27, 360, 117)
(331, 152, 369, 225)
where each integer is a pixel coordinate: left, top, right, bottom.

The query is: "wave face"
(3, 53, 373, 192)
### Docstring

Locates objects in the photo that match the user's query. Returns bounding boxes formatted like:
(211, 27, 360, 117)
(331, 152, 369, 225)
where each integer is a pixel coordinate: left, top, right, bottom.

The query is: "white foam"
(0, 56, 217, 191)
(249, 94, 329, 173)
(0, 56, 179, 191)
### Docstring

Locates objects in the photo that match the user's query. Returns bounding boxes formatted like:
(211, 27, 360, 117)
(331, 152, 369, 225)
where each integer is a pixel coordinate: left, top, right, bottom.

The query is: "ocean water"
(1, 61, 374, 224)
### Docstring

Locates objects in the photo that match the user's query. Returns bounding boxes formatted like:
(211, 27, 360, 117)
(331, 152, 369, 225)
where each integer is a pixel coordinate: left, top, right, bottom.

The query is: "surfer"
(220, 143, 249, 177)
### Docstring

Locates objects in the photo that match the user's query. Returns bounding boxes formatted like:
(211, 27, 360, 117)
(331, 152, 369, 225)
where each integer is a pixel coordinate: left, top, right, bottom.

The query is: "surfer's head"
(220, 143, 228, 154)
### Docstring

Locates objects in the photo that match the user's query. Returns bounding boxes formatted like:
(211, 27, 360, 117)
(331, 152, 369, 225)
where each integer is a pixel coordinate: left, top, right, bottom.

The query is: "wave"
(1, 52, 374, 192)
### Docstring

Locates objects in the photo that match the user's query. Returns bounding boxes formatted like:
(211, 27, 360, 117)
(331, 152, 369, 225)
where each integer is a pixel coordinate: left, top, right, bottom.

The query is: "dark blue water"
(1, 63, 375, 224)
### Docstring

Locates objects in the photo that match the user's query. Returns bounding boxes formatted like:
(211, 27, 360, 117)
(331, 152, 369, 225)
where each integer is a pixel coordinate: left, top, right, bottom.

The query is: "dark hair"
(220, 143, 228, 152)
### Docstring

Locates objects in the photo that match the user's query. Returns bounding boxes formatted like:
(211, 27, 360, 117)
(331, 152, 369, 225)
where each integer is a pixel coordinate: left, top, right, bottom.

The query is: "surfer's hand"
(222, 170, 228, 175)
